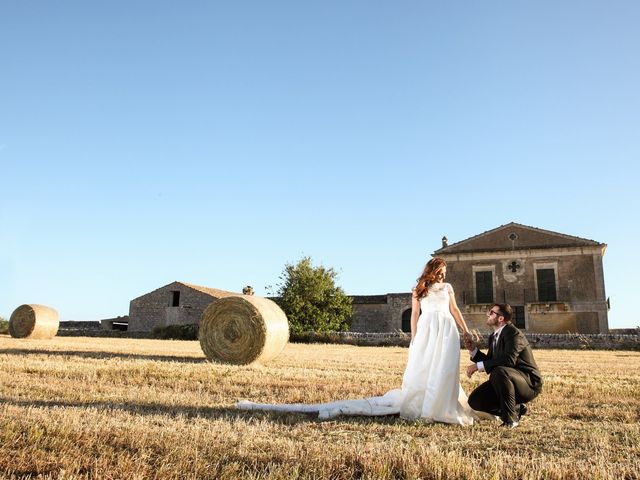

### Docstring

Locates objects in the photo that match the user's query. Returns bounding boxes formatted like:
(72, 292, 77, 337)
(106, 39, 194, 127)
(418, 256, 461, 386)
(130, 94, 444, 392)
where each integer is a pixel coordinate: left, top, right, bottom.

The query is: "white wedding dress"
(236, 282, 475, 425)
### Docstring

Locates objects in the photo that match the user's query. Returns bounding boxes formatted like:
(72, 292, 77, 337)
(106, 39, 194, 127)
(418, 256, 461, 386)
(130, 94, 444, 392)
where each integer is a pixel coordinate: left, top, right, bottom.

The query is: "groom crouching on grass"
(464, 303, 543, 428)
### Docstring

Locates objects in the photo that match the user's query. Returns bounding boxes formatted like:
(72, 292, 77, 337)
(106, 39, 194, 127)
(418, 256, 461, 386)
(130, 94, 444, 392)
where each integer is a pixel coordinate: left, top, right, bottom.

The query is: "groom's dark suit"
(468, 323, 543, 424)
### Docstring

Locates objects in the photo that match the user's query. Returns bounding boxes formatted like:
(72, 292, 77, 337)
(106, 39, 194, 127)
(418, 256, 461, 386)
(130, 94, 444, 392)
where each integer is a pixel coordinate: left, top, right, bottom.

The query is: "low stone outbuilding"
(349, 294, 411, 333)
(127, 281, 239, 332)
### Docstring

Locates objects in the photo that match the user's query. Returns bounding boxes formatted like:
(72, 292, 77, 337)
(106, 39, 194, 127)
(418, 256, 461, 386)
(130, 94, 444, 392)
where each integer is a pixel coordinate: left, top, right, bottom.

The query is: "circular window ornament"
(508, 232, 518, 241)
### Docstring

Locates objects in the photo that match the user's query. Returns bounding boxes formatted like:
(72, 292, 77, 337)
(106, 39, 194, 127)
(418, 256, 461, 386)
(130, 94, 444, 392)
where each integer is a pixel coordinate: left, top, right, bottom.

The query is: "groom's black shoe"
(500, 421, 519, 429)
(517, 404, 528, 421)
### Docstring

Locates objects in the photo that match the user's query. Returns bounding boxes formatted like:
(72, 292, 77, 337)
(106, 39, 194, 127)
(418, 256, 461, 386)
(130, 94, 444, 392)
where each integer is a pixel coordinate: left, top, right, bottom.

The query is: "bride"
(237, 257, 476, 425)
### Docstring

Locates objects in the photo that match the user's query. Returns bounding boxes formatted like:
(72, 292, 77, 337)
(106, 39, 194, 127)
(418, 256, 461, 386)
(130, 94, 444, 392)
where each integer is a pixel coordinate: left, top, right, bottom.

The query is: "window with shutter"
(536, 269, 557, 301)
(475, 271, 494, 303)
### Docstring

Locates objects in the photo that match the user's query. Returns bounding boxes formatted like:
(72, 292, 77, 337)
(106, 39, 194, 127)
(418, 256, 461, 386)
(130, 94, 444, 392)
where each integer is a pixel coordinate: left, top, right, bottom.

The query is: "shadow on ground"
(0, 348, 207, 364)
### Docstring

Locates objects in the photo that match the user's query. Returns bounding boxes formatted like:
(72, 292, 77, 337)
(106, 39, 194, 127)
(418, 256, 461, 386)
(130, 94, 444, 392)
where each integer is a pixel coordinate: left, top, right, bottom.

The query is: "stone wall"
(350, 296, 390, 332)
(59, 321, 102, 330)
(57, 329, 157, 339)
(54, 324, 639, 350)
(296, 331, 640, 350)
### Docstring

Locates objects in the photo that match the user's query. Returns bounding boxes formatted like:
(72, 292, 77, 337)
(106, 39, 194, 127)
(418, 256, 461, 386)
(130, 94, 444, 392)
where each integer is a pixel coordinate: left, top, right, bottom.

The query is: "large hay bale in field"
(9, 304, 59, 339)
(199, 295, 289, 365)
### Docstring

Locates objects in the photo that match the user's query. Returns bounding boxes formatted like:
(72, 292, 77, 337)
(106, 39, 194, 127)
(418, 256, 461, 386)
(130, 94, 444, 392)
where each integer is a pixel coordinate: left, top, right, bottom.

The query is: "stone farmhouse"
(126, 282, 239, 332)
(439, 222, 608, 333)
(117, 223, 608, 334)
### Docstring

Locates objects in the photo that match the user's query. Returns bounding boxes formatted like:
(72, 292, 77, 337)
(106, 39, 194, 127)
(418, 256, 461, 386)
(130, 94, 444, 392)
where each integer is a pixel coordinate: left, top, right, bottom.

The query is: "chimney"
(442, 236, 448, 248)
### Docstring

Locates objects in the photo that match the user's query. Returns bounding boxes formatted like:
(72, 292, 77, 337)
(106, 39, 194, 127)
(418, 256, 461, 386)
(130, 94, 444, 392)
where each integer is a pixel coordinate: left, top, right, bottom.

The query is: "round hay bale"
(199, 295, 289, 365)
(9, 304, 59, 339)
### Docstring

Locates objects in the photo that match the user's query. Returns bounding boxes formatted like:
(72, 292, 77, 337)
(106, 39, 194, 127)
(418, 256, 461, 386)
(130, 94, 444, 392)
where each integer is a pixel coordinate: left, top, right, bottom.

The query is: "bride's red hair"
(414, 257, 447, 299)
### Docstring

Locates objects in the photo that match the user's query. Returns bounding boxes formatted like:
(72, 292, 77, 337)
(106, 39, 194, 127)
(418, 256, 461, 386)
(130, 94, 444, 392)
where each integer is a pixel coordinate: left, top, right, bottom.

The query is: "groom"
(464, 303, 543, 428)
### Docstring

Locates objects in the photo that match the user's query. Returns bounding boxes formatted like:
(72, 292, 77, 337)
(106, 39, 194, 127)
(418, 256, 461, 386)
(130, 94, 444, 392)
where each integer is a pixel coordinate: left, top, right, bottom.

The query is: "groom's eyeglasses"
(487, 309, 502, 317)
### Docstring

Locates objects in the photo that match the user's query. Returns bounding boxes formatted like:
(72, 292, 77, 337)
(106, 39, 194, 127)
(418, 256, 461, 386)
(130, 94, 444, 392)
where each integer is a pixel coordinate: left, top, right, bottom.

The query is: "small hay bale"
(9, 304, 59, 339)
(199, 295, 289, 365)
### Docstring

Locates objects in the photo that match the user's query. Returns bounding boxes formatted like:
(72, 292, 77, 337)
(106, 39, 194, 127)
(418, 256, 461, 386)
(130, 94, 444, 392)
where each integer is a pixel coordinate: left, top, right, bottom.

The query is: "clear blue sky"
(1, 1, 638, 328)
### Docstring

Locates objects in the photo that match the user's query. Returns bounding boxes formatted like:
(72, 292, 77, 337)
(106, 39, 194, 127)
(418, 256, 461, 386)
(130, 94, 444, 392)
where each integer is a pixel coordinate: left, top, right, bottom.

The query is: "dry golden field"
(0, 335, 638, 480)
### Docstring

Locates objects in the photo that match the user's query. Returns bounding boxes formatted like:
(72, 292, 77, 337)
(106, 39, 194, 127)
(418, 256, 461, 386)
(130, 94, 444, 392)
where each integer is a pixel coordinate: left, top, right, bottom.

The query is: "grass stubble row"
(0, 336, 638, 479)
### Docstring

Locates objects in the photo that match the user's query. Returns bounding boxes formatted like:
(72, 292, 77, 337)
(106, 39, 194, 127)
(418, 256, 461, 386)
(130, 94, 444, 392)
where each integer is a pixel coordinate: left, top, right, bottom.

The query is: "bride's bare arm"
(410, 290, 420, 341)
(448, 284, 470, 334)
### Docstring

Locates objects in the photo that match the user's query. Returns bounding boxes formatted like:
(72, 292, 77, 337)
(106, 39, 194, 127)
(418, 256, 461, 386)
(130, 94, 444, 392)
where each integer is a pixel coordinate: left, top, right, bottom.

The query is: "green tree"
(271, 256, 352, 335)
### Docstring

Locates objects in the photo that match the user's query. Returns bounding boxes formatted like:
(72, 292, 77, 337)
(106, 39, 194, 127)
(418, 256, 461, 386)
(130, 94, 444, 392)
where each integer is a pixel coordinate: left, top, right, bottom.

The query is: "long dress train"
(236, 282, 475, 425)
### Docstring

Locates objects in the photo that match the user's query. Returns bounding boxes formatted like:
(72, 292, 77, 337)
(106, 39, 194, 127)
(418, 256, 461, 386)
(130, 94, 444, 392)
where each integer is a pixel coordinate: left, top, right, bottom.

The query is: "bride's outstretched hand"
(462, 331, 475, 351)
(472, 329, 482, 341)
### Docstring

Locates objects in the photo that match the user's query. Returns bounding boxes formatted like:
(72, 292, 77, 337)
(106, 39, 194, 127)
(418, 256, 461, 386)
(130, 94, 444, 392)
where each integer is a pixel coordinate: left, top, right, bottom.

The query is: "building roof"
(131, 281, 240, 302)
(177, 282, 239, 298)
(434, 222, 606, 255)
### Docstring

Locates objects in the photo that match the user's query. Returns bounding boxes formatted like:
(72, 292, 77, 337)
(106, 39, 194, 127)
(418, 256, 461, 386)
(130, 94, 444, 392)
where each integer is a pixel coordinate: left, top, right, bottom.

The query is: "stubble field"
(0, 335, 638, 479)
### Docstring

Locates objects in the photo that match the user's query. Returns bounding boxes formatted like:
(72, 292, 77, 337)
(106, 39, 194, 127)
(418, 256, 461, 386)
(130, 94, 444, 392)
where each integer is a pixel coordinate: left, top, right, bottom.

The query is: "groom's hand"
(466, 363, 478, 378)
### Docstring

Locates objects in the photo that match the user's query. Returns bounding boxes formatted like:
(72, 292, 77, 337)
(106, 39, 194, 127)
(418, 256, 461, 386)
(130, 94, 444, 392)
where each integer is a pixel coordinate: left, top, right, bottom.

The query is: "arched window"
(401, 309, 412, 333)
